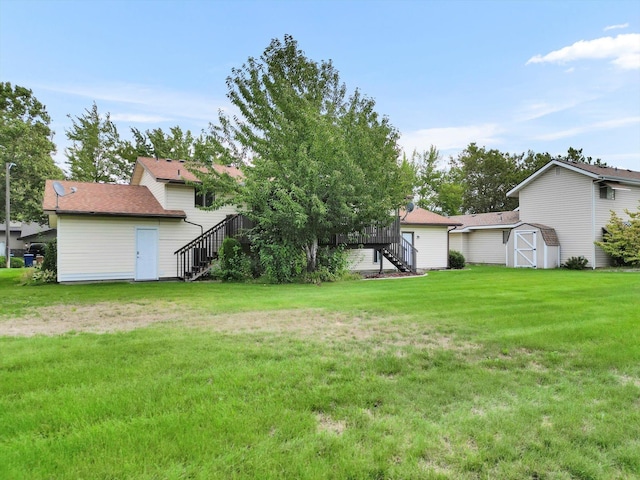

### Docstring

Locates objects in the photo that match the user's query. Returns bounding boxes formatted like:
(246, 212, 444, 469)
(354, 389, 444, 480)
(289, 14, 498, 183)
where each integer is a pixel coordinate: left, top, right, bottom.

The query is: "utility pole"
(5, 162, 16, 268)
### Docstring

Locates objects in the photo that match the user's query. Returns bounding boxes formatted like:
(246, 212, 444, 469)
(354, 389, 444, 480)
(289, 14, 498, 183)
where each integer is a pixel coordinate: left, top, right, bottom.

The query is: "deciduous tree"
(0, 82, 63, 222)
(191, 35, 413, 274)
(595, 204, 640, 266)
(65, 102, 132, 183)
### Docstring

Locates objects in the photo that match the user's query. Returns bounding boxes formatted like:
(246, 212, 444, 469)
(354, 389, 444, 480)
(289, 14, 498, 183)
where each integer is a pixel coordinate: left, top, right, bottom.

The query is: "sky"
(1, 0, 639, 171)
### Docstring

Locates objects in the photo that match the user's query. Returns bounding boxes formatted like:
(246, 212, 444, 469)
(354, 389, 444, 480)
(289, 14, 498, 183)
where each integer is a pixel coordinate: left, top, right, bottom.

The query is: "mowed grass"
(1, 267, 639, 479)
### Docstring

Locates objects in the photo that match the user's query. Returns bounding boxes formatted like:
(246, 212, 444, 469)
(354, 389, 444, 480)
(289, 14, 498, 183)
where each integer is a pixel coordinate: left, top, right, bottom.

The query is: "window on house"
(502, 230, 510, 244)
(599, 185, 615, 200)
(373, 249, 379, 263)
(195, 190, 215, 208)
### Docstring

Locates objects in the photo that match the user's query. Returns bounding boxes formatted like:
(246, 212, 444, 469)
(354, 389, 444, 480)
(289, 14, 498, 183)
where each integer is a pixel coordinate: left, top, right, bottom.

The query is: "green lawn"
(1, 267, 639, 479)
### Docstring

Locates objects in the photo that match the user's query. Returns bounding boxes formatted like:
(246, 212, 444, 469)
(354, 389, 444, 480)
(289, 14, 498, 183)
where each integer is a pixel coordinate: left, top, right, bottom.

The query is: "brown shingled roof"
(556, 160, 640, 182)
(43, 180, 186, 218)
(400, 207, 462, 226)
(449, 211, 520, 230)
(136, 157, 243, 184)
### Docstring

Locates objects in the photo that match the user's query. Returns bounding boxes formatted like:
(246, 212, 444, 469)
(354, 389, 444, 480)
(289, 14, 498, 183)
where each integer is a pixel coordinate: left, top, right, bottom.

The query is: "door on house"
(402, 231, 414, 266)
(135, 228, 158, 280)
(514, 230, 536, 268)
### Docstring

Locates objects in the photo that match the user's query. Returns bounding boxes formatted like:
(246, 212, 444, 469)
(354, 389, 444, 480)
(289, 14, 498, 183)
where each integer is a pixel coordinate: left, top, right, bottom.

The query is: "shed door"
(135, 228, 158, 280)
(514, 230, 537, 268)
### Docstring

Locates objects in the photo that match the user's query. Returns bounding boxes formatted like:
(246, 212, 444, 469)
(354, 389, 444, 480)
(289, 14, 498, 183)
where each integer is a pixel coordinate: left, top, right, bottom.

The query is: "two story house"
(447, 160, 640, 269)
(43, 157, 456, 282)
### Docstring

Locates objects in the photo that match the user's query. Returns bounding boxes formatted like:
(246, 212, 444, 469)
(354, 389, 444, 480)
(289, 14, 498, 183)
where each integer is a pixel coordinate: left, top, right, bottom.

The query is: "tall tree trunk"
(304, 237, 319, 272)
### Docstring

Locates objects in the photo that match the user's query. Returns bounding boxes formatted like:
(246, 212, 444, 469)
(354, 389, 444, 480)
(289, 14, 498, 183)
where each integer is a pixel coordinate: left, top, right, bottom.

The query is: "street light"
(5, 162, 16, 268)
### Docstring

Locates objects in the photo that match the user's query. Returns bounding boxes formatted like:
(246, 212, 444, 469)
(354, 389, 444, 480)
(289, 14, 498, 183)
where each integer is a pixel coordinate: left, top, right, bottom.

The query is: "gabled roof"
(449, 210, 520, 232)
(131, 157, 243, 185)
(511, 222, 560, 246)
(400, 207, 462, 226)
(43, 180, 186, 218)
(507, 160, 640, 197)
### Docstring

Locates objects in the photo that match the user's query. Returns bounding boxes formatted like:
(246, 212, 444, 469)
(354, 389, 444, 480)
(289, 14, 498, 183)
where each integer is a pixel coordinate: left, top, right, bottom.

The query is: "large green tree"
(120, 126, 200, 163)
(65, 102, 132, 183)
(0, 82, 63, 222)
(191, 35, 413, 273)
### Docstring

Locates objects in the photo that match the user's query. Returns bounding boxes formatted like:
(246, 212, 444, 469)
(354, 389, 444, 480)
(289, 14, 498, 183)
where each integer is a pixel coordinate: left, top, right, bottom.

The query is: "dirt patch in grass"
(0, 302, 478, 352)
(316, 413, 346, 435)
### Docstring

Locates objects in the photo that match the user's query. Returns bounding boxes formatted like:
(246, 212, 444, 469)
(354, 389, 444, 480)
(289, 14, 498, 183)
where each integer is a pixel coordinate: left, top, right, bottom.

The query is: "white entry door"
(514, 230, 536, 268)
(135, 228, 158, 280)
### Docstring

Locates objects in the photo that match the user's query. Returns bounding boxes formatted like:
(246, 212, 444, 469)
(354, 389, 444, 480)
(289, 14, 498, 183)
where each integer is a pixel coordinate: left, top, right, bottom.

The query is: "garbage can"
(24, 254, 34, 267)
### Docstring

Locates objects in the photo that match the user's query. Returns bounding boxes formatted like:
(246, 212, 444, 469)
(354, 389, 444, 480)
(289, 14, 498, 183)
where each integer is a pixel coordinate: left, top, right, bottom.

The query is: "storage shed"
(506, 223, 560, 269)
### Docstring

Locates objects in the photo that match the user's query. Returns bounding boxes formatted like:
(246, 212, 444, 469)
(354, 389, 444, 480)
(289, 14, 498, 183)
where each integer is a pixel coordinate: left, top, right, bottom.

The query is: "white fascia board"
(450, 223, 519, 233)
(507, 160, 598, 198)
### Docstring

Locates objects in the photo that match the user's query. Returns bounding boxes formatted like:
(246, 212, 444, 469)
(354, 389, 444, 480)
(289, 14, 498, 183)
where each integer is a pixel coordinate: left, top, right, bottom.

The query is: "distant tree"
(450, 143, 520, 213)
(191, 35, 414, 274)
(121, 126, 198, 162)
(0, 82, 63, 222)
(595, 204, 640, 266)
(65, 102, 132, 182)
(412, 147, 463, 215)
(557, 147, 606, 166)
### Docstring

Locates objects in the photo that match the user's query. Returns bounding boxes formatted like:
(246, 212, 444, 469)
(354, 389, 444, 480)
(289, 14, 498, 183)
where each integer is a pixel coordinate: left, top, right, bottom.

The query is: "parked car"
(26, 243, 46, 256)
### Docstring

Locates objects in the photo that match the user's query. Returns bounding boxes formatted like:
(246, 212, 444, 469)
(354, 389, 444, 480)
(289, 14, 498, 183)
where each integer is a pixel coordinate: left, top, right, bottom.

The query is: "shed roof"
(43, 180, 186, 218)
(132, 157, 243, 185)
(514, 222, 560, 246)
(400, 207, 462, 226)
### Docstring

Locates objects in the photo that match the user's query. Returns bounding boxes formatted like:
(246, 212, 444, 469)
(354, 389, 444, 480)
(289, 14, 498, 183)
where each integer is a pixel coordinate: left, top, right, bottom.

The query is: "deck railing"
(174, 214, 253, 280)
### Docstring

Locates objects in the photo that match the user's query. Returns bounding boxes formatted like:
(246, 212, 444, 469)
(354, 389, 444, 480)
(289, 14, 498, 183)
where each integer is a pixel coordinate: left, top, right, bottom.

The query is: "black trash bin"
(24, 254, 34, 267)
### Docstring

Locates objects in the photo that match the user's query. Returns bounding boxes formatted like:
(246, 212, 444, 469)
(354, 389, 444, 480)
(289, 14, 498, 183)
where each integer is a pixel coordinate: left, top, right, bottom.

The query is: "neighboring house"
(43, 157, 453, 282)
(348, 207, 462, 272)
(447, 160, 640, 269)
(506, 160, 640, 268)
(1, 222, 55, 257)
(448, 211, 520, 265)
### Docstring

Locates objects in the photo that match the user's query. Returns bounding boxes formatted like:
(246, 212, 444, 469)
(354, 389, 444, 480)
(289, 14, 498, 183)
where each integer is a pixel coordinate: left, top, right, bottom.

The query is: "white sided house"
(448, 211, 520, 265)
(446, 160, 640, 269)
(43, 157, 242, 282)
(346, 207, 462, 273)
(44, 158, 455, 282)
(506, 160, 640, 269)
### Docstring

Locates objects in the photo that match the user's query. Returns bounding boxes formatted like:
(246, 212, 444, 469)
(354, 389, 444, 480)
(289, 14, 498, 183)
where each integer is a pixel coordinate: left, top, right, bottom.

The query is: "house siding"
(346, 226, 450, 271)
(465, 230, 507, 264)
(139, 169, 166, 208)
(593, 183, 640, 267)
(56, 215, 183, 282)
(518, 167, 596, 267)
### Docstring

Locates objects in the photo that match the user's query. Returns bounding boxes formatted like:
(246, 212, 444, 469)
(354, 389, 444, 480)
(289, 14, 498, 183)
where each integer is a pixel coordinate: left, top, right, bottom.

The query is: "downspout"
(591, 180, 596, 269)
(183, 218, 203, 236)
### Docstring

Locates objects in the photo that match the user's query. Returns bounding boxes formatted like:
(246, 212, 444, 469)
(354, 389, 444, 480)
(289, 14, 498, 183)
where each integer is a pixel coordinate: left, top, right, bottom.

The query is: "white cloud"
(399, 124, 503, 154)
(38, 82, 231, 123)
(534, 116, 640, 141)
(604, 23, 629, 32)
(516, 99, 585, 122)
(526, 33, 640, 70)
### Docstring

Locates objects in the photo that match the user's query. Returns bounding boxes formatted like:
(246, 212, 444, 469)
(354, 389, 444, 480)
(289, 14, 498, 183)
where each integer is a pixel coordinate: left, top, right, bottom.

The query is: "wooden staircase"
(175, 214, 252, 281)
(334, 217, 417, 273)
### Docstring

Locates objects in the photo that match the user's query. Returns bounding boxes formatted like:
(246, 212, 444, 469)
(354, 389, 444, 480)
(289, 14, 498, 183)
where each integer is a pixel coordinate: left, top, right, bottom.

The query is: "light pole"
(5, 162, 16, 268)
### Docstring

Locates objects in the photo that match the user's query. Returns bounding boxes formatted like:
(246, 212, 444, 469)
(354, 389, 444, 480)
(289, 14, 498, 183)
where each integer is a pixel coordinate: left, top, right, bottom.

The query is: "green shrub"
(302, 246, 351, 283)
(562, 256, 589, 270)
(41, 239, 57, 273)
(21, 267, 57, 285)
(211, 237, 251, 281)
(0, 256, 24, 268)
(255, 241, 306, 284)
(449, 250, 466, 269)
